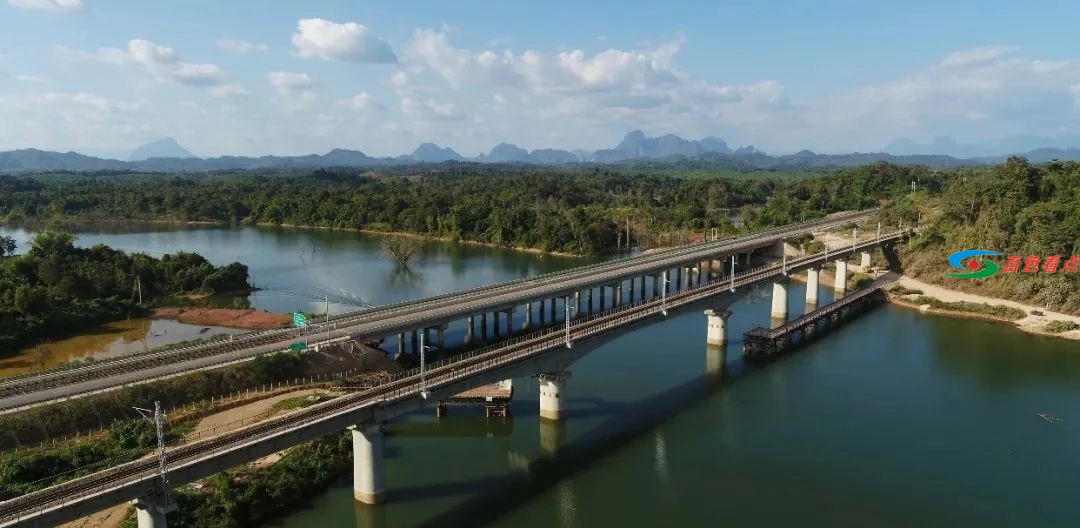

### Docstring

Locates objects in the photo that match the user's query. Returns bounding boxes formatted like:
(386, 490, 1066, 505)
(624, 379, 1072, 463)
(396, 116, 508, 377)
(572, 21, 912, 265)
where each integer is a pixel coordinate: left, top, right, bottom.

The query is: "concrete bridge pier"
(465, 318, 474, 344)
(436, 324, 447, 349)
(704, 309, 732, 346)
(587, 289, 594, 313)
(771, 282, 788, 319)
(396, 333, 405, 358)
(652, 274, 660, 298)
(835, 260, 848, 297)
(504, 309, 514, 333)
(539, 300, 546, 324)
(614, 282, 623, 307)
(805, 268, 820, 306)
(700, 261, 709, 285)
(481, 313, 489, 341)
(493, 311, 501, 336)
(639, 276, 646, 301)
(350, 424, 386, 504)
(860, 251, 872, 268)
(524, 304, 532, 329)
(706, 344, 726, 377)
(538, 372, 570, 421)
(133, 495, 175, 528)
(628, 278, 635, 303)
(539, 418, 566, 456)
(574, 291, 581, 317)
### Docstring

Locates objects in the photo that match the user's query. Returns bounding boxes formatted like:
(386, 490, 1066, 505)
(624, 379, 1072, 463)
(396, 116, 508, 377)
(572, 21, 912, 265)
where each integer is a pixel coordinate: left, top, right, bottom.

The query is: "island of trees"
(0, 231, 250, 349)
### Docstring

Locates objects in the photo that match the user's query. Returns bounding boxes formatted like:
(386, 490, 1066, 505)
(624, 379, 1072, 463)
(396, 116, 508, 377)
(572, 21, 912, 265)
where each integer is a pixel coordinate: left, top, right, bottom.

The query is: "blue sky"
(1, 0, 1079, 157)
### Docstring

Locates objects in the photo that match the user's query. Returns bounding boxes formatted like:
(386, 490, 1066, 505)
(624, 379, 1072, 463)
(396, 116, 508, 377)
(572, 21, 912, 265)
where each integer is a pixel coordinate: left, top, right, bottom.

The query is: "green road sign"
(292, 312, 307, 328)
(289, 342, 306, 352)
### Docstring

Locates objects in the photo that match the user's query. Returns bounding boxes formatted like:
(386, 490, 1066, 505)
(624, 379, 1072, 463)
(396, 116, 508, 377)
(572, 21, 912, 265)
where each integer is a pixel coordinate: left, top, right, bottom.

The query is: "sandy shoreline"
(153, 307, 291, 330)
(888, 276, 1080, 340)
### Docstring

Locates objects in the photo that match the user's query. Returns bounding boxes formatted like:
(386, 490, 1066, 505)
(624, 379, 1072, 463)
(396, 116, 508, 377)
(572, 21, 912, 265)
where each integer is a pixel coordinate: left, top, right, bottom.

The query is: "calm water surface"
(2, 224, 1078, 527)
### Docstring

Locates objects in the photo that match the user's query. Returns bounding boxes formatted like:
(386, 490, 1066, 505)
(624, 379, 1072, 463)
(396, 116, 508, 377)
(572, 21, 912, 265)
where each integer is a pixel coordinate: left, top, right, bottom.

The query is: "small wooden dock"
(742, 274, 896, 361)
(437, 379, 513, 418)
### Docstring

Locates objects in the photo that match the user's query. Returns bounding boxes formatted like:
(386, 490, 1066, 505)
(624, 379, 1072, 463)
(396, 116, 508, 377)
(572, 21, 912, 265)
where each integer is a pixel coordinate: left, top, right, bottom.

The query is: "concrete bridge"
(0, 211, 876, 414)
(0, 228, 911, 528)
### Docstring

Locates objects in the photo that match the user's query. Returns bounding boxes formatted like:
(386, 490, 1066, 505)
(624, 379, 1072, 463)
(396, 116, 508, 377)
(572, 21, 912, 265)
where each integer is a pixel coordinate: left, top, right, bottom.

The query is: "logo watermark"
(946, 249, 1080, 279)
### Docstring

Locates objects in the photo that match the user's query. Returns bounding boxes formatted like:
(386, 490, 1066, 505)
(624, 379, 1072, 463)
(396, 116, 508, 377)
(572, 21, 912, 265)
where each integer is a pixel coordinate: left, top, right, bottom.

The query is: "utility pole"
(730, 255, 736, 293)
(564, 295, 574, 348)
(134, 402, 171, 507)
(661, 271, 669, 316)
(419, 332, 429, 399)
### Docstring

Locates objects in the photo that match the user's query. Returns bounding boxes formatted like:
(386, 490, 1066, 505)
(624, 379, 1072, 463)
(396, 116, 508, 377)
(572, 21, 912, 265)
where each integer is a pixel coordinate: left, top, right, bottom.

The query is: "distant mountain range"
(2, 131, 1080, 174)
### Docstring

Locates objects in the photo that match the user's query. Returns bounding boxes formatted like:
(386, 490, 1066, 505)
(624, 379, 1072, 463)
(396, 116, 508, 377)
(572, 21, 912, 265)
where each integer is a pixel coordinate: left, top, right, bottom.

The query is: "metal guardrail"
(0, 229, 909, 526)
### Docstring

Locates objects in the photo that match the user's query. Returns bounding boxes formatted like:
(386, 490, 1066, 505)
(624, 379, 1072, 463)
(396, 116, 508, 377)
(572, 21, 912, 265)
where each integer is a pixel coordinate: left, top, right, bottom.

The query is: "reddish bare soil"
(154, 308, 292, 330)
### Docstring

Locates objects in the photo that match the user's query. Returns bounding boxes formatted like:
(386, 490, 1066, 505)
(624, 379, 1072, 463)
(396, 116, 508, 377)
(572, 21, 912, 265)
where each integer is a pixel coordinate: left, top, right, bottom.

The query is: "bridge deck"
(746, 272, 899, 340)
(0, 230, 912, 528)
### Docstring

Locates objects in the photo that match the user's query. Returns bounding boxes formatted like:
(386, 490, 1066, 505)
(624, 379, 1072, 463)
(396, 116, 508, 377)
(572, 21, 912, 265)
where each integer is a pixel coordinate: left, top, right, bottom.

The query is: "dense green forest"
(0, 163, 942, 255)
(886, 157, 1080, 313)
(0, 231, 250, 348)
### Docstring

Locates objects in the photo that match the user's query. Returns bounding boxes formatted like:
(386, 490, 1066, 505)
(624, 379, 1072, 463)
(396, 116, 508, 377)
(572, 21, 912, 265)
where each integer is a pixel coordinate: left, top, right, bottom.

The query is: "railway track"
(0, 231, 907, 526)
(0, 211, 872, 406)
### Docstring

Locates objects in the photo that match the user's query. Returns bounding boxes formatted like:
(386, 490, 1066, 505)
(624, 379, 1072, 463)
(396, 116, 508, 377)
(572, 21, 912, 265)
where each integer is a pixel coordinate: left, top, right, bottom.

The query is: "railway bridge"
(0, 225, 912, 528)
(0, 210, 877, 414)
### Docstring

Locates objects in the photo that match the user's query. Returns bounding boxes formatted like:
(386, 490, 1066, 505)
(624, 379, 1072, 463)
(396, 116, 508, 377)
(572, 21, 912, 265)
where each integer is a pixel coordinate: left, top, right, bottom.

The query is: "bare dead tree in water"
(34, 342, 53, 370)
(382, 236, 421, 268)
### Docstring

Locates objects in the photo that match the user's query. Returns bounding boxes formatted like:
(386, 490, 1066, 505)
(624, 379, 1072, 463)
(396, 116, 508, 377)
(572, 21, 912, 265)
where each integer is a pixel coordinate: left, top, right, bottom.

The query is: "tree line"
(0, 162, 942, 255)
(0, 231, 250, 349)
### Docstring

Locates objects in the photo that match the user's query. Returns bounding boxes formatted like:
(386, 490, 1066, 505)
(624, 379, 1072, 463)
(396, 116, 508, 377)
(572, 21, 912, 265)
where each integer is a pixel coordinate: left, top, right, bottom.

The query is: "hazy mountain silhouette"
(129, 138, 195, 161)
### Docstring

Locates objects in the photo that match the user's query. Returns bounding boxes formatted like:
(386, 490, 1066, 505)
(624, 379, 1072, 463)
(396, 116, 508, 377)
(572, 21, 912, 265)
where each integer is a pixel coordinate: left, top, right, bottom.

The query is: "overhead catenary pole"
(564, 295, 574, 348)
(419, 332, 428, 398)
(661, 270, 669, 316)
(730, 255, 736, 292)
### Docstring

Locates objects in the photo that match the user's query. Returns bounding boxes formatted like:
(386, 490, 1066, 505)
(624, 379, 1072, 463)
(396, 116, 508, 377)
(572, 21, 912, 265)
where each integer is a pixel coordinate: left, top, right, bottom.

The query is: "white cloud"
(405, 28, 681, 94)
(390, 71, 409, 88)
(400, 96, 464, 121)
(16, 74, 49, 83)
(216, 38, 268, 54)
(0, 91, 148, 150)
(61, 39, 243, 95)
(940, 45, 1018, 68)
(267, 71, 316, 111)
(291, 18, 397, 63)
(339, 92, 383, 112)
(207, 84, 247, 98)
(7, 0, 83, 13)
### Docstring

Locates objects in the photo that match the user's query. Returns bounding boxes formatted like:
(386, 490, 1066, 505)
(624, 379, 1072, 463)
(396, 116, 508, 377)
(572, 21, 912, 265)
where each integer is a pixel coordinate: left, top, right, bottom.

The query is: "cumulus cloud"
(0, 91, 147, 150)
(216, 38, 268, 54)
(267, 71, 317, 111)
(338, 92, 384, 112)
(7, 0, 83, 12)
(207, 84, 247, 98)
(15, 74, 49, 83)
(405, 28, 681, 94)
(400, 96, 464, 121)
(291, 18, 397, 63)
(60, 39, 243, 95)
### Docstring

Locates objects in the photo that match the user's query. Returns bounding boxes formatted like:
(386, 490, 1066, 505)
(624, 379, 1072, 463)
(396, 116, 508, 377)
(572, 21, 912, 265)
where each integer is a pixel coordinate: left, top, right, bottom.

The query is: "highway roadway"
(0, 231, 909, 528)
(0, 210, 873, 413)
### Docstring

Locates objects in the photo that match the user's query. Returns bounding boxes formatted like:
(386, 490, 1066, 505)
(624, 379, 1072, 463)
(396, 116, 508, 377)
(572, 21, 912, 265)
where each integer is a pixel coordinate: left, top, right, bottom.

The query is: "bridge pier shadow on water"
(347, 344, 766, 528)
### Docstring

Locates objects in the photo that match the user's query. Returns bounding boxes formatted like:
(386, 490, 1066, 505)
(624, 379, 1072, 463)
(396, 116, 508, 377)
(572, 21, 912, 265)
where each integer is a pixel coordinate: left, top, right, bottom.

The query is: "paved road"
(0, 211, 873, 413)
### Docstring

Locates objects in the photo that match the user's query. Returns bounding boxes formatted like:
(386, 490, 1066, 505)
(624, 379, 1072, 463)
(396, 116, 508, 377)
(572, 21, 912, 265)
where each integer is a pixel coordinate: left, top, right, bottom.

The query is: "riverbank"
(18, 217, 587, 258)
(888, 276, 1080, 340)
(153, 307, 291, 330)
